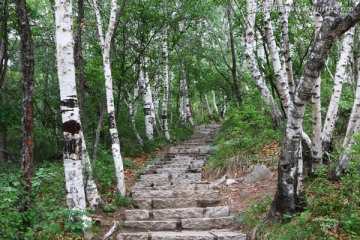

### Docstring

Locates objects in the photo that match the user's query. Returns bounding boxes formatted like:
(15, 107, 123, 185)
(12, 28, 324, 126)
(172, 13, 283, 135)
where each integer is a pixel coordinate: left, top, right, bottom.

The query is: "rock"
(181, 217, 235, 230)
(125, 210, 150, 220)
(243, 165, 270, 183)
(123, 220, 178, 231)
(151, 231, 214, 240)
(226, 179, 236, 185)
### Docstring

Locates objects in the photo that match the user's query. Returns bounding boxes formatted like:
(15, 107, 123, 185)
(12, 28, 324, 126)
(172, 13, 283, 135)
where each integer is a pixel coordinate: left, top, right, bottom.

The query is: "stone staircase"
(118, 124, 246, 240)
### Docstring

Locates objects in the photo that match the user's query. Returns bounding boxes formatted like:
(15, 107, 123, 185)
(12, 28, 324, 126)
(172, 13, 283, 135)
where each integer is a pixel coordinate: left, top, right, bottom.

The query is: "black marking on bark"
(63, 120, 81, 134)
(61, 98, 78, 108)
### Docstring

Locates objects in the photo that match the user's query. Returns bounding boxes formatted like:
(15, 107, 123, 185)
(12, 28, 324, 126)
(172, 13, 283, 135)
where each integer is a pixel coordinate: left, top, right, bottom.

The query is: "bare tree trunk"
(311, 11, 324, 164)
(93, 100, 106, 164)
(246, 0, 283, 127)
(211, 90, 219, 115)
(204, 93, 213, 119)
(15, 0, 35, 212)
(54, 0, 86, 210)
(199, 92, 204, 122)
(269, 2, 360, 218)
(162, 24, 171, 140)
(220, 92, 227, 119)
(179, 65, 187, 125)
(92, 0, 126, 196)
(184, 72, 195, 125)
(227, 0, 242, 102)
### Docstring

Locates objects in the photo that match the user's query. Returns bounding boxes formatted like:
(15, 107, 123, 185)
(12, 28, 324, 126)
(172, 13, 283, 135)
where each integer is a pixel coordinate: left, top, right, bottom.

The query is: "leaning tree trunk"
(220, 92, 227, 119)
(322, 27, 355, 153)
(262, 0, 291, 115)
(162, 24, 171, 140)
(204, 93, 213, 119)
(269, 2, 360, 218)
(245, 0, 283, 127)
(311, 10, 324, 164)
(16, 0, 35, 212)
(139, 58, 155, 140)
(92, 0, 126, 196)
(54, 0, 86, 210)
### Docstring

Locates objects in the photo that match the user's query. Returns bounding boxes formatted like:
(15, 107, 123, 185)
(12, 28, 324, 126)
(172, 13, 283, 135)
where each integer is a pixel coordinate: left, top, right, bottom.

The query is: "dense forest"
(1, 0, 360, 239)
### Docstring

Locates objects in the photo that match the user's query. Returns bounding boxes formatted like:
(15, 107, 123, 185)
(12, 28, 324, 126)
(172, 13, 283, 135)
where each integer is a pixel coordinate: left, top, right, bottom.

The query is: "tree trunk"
(276, 0, 295, 96)
(93, 99, 106, 164)
(139, 58, 155, 140)
(184, 72, 195, 126)
(92, 0, 126, 196)
(54, 0, 86, 210)
(15, 0, 35, 212)
(311, 11, 323, 164)
(199, 92, 204, 122)
(204, 93, 213, 119)
(211, 90, 219, 115)
(227, 0, 242, 102)
(262, 0, 291, 115)
(322, 27, 355, 153)
(246, 0, 283, 127)
(269, 2, 360, 217)
(179, 64, 187, 125)
(162, 24, 171, 140)
(220, 92, 227, 119)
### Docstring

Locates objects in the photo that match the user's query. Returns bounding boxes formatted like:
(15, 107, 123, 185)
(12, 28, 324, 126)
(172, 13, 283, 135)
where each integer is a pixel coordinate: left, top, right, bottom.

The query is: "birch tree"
(269, 2, 360, 217)
(245, 0, 283, 127)
(16, 0, 35, 212)
(91, 0, 126, 196)
(322, 27, 355, 153)
(179, 65, 187, 125)
(54, 0, 86, 210)
(161, 24, 171, 140)
(211, 90, 219, 115)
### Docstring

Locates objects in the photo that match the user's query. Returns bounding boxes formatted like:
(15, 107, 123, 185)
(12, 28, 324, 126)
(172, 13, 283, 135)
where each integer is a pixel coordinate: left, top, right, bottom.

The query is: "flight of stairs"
(118, 124, 246, 240)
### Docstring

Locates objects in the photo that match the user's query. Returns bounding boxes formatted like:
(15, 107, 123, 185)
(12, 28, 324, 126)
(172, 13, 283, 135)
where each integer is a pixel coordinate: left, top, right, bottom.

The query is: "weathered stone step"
(125, 206, 229, 221)
(123, 220, 177, 231)
(133, 198, 220, 209)
(132, 189, 219, 199)
(182, 216, 235, 230)
(118, 231, 246, 240)
(132, 182, 215, 191)
(139, 173, 203, 187)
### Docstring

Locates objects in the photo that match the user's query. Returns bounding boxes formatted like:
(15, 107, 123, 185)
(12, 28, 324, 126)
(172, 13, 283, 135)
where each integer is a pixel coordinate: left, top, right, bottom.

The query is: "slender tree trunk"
(220, 92, 227, 119)
(92, 0, 126, 196)
(211, 90, 219, 115)
(204, 93, 213, 119)
(184, 73, 195, 125)
(276, 0, 295, 96)
(54, 0, 86, 210)
(74, 0, 86, 114)
(322, 27, 355, 153)
(311, 11, 323, 164)
(139, 58, 155, 139)
(245, 0, 283, 127)
(179, 64, 187, 125)
(199, 92, 204, 122)
(93, 100, 106, 164)
(15, 0, 35, 212)
(227, 0, 242, 102)
(262, 0, 291, 115)
(269, 2, 360, 217)
(162, 24, 171, 140)
(0, 0, 8, 164)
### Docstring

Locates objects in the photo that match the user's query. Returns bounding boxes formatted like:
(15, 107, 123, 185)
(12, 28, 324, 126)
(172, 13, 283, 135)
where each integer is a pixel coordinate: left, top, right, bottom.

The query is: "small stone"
(226, 179, 236, 185)
(243, 165, 270, 183)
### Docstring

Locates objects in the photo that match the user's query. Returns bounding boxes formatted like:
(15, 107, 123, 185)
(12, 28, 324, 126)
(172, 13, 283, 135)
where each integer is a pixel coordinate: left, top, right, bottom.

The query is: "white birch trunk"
(204, 93, 213, 119)
(184, 74, 195, 126)
(246, 0, 283, 127)
(343, 54, 360, 147)
(262, 0, 291, 115)
(322, 27, 355, 152)
(161, 24, 171, 140)
(139, 58, 155, 140)
(81, 131, 102, 208)
(220, 93, 227, 118)
(54, 0, 86, 210)
(211, 90, 219, 115)
(276, 0, 295, 96)
(153, 75, 160, 118)
(179, 66, 187, 125)
(311, 11, 323, 163)
(92, 0, 125, 196)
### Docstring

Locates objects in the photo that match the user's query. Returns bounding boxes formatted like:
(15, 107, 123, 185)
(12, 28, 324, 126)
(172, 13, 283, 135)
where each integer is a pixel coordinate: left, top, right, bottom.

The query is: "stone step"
(132, 198, 220, 209)
(132, 182, 215, 191)
(131, 189, 219, 199)
(125, 206, 229, 221)
(181, 216, 235, 230)
(118, 231, 246, 240)
(123, 220, 178, 231)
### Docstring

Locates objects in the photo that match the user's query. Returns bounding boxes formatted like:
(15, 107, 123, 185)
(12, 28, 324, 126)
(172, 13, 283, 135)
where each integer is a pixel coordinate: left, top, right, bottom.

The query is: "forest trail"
(118, 124, 246, 239)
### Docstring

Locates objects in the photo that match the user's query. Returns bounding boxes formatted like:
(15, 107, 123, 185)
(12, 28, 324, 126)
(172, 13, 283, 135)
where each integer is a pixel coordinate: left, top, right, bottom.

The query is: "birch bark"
(162, 24, 171, 140)
(246, 0, 283, 127)
(54, 0, 86, 210)
(92, 0, 126, 196)
(322, 27, 355, 152)
(211, 90, 219, 115)
(204, 93, 213, 119)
